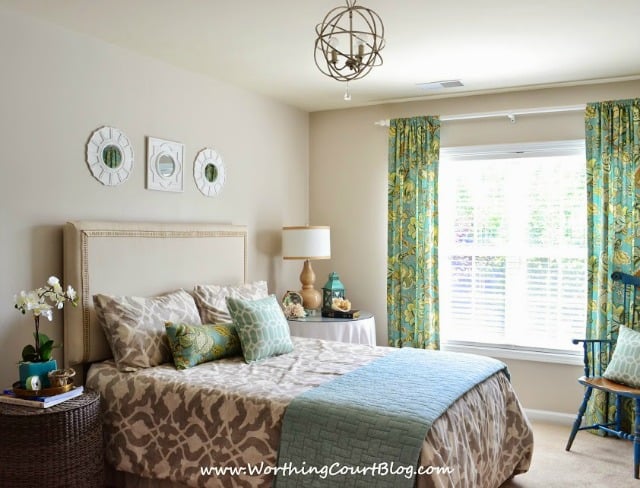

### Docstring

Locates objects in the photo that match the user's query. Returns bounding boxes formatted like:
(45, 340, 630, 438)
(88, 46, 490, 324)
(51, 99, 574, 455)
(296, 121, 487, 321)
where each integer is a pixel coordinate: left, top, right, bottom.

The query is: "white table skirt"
(287, 312, 376, 346)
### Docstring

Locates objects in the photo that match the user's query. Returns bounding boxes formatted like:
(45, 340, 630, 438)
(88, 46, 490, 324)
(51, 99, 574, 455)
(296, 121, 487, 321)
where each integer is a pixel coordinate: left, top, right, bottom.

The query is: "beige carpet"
(501, 420, 635, 487)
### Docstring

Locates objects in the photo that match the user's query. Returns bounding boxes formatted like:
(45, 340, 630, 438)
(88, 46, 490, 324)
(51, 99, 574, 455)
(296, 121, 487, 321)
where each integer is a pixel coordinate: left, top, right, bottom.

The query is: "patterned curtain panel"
(585, 98, 640, 431)
(387, 116, 440, 349)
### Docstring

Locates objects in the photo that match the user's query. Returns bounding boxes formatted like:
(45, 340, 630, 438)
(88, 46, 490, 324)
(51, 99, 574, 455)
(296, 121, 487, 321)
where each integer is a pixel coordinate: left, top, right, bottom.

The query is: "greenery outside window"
(439, 140, 586, 357)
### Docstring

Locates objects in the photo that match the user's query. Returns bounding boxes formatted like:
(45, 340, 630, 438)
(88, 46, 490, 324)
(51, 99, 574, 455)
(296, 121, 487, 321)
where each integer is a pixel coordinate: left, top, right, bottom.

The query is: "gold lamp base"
(299, 260, 322, 310)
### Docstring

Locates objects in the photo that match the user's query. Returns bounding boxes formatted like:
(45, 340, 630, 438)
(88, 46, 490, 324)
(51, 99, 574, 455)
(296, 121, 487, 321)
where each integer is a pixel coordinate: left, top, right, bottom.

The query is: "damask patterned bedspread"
(86, 337, 533, 488)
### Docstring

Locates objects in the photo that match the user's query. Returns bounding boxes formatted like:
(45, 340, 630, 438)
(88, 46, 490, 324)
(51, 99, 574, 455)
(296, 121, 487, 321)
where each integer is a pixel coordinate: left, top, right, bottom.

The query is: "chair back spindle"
(611, 271, 640, 330)
(580, 340, 612, 378)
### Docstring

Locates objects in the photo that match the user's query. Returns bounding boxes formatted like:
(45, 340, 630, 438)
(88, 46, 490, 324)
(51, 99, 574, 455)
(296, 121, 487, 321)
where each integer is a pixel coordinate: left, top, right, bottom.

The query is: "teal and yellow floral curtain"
(387, 116, 440, 349)
(585, 98, 640, 431)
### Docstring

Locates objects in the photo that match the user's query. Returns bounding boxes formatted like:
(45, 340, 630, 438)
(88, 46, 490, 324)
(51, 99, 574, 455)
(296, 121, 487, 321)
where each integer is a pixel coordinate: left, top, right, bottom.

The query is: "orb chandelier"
(314, 0, 385, 87)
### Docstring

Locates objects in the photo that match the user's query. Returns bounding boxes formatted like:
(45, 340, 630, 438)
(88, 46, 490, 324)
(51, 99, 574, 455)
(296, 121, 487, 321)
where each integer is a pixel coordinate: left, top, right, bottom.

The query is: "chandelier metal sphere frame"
(314, 0, 385, 83)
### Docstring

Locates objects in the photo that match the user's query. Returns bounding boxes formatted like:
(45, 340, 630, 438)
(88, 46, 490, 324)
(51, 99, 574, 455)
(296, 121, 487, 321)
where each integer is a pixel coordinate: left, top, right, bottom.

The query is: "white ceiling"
(3, 0, 640, 112)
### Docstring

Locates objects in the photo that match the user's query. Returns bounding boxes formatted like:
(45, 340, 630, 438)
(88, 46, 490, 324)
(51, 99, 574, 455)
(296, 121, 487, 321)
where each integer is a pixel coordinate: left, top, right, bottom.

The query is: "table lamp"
(282, 226, 331, 310)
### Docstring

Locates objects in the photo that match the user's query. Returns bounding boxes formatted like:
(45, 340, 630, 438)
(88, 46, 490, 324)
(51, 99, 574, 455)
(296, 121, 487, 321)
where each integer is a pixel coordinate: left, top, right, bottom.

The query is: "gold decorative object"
(48, 368, 76, 388)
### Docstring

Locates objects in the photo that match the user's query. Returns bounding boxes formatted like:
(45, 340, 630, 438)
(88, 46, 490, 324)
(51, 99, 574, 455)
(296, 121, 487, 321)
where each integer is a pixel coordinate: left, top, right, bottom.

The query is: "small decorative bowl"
(47, 368, 76, 388)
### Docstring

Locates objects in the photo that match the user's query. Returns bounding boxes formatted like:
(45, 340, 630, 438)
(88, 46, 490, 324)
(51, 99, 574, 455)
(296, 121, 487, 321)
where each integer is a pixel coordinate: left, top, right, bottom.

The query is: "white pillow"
(603, 325, 640, 388)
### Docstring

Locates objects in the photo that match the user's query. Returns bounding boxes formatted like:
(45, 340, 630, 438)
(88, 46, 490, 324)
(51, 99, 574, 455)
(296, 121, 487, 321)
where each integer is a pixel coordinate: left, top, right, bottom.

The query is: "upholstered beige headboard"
(63, 220, 248, 367)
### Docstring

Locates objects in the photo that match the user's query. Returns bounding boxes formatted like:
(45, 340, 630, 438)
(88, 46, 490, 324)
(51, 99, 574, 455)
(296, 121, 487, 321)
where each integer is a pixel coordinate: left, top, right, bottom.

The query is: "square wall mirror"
(146, 136, 184, 192)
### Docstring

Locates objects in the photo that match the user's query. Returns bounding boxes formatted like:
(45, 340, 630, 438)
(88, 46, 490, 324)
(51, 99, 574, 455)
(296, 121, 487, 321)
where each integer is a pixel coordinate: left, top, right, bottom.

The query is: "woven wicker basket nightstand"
(0, 390, 103, 488)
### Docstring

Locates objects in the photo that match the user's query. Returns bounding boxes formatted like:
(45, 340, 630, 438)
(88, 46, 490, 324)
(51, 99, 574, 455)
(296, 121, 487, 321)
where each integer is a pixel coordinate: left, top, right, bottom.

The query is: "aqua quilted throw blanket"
(274, 347, 508, 487)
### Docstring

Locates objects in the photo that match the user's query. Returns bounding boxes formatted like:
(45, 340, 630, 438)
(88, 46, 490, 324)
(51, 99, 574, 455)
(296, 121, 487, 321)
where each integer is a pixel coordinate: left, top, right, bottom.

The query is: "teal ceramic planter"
(18, 359, 57, 389)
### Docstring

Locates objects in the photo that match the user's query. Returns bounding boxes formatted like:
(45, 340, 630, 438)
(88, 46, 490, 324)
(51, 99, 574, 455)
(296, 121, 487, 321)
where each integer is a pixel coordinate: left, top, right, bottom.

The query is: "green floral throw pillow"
(165, 322, 242, 369)
(225, 295, 294, 363)
(603, 325, 640, 388)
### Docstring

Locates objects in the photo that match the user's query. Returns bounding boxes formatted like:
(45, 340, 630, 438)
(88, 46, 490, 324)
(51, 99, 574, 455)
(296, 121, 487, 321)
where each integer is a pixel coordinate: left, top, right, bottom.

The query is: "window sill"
(441, 342, 583, 366)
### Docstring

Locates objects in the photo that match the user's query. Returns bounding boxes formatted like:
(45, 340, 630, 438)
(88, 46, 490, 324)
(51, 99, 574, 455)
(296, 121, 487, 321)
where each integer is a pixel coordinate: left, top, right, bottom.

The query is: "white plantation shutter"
(439, 141, 587, 352)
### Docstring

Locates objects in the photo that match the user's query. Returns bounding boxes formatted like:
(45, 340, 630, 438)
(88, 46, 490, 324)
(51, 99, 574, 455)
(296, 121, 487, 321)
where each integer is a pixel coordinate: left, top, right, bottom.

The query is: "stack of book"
(321, 309, 360, 319)
(0, 385, 84, 408)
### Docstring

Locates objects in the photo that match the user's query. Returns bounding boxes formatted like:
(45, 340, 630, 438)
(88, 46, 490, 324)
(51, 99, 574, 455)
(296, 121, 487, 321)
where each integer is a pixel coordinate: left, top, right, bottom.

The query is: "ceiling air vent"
(416, 80, 464, 91)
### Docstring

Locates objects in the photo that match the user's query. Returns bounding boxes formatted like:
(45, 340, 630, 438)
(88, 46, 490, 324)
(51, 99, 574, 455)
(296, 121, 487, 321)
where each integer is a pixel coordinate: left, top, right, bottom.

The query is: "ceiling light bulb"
(344, 84, 351, 101)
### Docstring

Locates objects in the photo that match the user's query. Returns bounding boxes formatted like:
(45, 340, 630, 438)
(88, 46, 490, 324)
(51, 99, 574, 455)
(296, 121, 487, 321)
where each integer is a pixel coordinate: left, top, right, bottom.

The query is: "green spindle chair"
(566, 271, 640, 478)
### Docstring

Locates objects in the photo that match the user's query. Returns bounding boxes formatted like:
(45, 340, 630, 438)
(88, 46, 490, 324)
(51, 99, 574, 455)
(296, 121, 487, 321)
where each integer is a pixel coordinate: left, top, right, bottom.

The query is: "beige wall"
(309, 81, 640, 415)
(0, 7, 308, 389)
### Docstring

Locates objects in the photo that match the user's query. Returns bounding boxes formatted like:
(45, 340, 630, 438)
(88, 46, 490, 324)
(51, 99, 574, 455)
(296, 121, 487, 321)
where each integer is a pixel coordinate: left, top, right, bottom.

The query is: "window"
(438, 141, 586, 354)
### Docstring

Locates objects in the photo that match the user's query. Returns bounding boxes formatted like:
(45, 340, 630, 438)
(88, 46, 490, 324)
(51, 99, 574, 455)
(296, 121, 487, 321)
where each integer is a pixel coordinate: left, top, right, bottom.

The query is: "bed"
(62, 220, 533, 488)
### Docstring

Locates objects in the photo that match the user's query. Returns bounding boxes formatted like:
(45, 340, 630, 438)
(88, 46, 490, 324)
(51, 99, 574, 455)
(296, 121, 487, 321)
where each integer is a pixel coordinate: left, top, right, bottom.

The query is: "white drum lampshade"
(282, 226, 330, 309)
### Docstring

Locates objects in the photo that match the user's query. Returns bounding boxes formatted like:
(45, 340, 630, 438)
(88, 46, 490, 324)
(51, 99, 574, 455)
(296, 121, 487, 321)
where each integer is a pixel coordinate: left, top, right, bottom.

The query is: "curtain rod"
(373, 104, 586, 127)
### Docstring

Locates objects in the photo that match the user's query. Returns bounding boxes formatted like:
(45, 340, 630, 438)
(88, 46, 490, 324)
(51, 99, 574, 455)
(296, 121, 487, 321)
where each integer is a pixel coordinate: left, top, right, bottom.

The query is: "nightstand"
(0, 390, 103, 487)
(287, 311, 376, 346)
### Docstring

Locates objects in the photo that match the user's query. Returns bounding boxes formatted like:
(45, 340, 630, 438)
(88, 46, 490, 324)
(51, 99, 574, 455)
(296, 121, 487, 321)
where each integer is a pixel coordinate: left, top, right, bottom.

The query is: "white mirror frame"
(86, 126, 134, 186)
(146, 137, 184, 192)
(194, 148, 226, 197)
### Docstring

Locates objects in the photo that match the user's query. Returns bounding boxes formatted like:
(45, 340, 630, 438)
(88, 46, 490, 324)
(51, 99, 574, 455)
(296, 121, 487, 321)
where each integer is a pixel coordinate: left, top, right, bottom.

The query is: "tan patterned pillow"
(193, 281, 268, 324)
(94, 289, 202, 372)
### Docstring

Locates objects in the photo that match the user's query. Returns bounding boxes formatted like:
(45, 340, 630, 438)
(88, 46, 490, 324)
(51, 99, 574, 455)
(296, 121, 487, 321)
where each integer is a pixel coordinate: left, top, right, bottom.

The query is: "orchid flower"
(14, 276, 78, 362)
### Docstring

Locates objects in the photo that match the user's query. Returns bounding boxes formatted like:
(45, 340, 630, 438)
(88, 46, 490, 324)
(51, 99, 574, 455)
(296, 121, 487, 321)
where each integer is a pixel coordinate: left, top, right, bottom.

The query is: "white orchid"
(47, 276, 59, 286)
(66, 285, 77, 301)
(14, 276, 78, 362)
(16, 291, 32, 312)
(30, 301, 54, 319)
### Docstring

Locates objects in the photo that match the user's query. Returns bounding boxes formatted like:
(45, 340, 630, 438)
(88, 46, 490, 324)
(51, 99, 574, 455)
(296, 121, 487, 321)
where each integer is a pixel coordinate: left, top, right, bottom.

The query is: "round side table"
(288, 311, 377, 346)
(0, 390, 104, 488)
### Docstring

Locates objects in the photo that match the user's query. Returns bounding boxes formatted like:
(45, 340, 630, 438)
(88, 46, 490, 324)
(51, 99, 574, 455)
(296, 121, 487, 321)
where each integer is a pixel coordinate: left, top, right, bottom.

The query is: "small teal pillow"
(165, 322, 242, 369)
(603, 325, 640, 388)
(225, 295, 294, 363)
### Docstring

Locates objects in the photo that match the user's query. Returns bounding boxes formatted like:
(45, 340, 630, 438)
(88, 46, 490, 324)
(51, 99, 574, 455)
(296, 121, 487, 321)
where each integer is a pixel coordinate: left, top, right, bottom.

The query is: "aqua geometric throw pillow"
(165, 322, 242, 369)
(225, 295, 294, 363)
(603, 325, 640, 388)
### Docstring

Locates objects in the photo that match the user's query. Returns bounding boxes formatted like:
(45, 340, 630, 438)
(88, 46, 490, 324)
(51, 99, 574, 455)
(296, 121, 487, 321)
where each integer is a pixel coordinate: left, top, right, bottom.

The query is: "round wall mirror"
(194, 147, 226, 197)
(157, 154, 176, 177)
(102, 145, 123, 169)
(86, 126, 134, 186)
(204, 163, 218, 182)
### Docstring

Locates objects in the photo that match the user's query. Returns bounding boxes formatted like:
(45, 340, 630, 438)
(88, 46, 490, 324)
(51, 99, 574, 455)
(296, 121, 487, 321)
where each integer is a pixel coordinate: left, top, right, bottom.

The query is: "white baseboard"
(525, 408, 576, 426)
